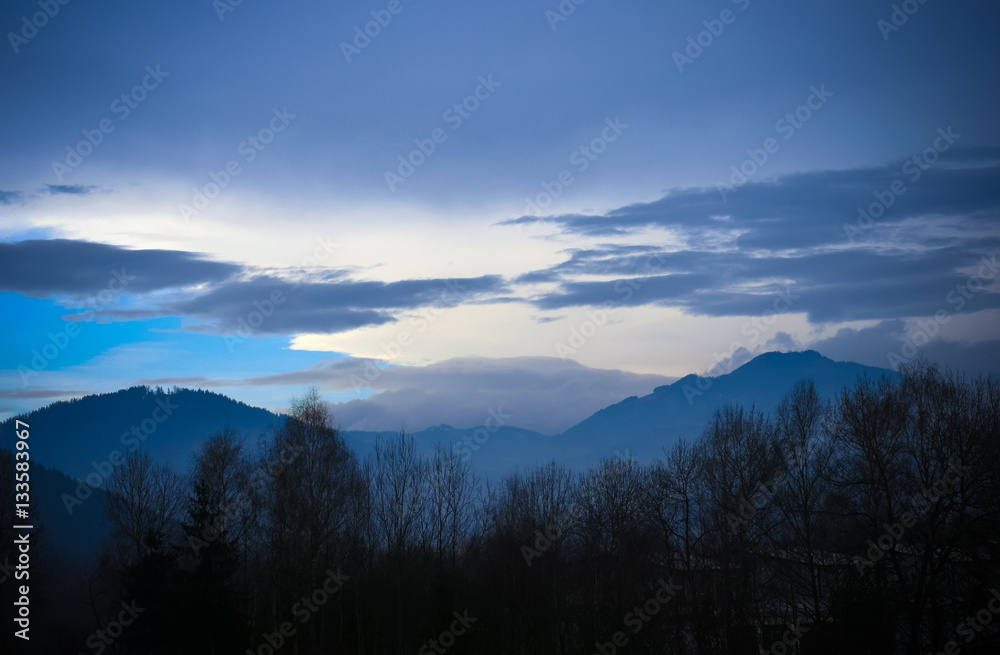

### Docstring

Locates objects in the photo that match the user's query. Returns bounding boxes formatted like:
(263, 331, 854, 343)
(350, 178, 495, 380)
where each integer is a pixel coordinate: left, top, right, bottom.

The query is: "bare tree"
(364, 429, 431, 654)
(766, 379, 837, 625)
(366, 429, 430, 556)
(103, 449, 184, 568)
(647, 440, 712, 653)
(425, 442, 479, 568)
(699, 405, 779, 649)
(576, 457, 658, 651)
(262, 388, 360, 651)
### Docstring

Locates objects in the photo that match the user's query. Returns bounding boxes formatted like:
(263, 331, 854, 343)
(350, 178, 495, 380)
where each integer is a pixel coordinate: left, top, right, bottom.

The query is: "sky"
(1, 0, 998, 432)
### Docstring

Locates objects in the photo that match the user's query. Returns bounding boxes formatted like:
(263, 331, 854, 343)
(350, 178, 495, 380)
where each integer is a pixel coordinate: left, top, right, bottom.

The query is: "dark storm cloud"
(172, 275, 504, 316)
(163, 274, 506, 336)
(43, 184, 98, 196)
(812, 321, 1000, 376)
(0, 239, 240, 297)
(529, 247, 1000, 323)
(504, 148, 1000, 252)
(520, 153, 1000, 324)
(533, 273, 710, 311)
(0, 238, 509, 336)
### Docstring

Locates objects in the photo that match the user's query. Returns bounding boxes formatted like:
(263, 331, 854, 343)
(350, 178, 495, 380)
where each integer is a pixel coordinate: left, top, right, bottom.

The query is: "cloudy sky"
(1, 0, 998, 431)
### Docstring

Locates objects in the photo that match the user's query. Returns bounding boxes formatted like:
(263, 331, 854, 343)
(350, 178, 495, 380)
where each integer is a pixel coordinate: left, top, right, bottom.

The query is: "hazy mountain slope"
(556, 350, 897, 467)
(342, 424, 556, 479)
(0, 351, 904, 568)
(0, 386, 284, 481)
(2, 351, 899, 491)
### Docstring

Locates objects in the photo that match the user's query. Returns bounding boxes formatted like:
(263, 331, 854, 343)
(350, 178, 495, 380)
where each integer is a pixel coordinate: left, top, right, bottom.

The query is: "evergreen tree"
(179, 478, 247, 653)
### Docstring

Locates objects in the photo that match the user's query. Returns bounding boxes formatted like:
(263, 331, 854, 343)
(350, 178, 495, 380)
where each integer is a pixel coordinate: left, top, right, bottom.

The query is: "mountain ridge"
(2, 351, 899, 480)
(554, 350, 897, 467)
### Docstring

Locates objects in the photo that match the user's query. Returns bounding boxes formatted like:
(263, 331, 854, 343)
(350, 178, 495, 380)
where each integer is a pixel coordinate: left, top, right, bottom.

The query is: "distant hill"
(346, 351, 897, 473)
(554, 350, 897, 468)
(0, 388, 552, 566)
(0, 449, 109, 603)
(343, 423, 557, 479)
(1, 352, 901, 482)
(0, 386, 284, 481)
(0, 455, 109, 556)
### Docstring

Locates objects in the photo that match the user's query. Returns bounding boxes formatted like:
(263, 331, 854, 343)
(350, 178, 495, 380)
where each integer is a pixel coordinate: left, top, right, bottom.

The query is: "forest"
(2, 364, 999, 655)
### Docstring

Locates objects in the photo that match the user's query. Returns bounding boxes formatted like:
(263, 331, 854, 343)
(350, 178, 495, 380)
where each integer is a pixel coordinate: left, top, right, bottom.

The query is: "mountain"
(349, 351, 898, 472)
(3, 352, 900, 483)
(0, 386, 284, 482)
(24, 460, 108, 558)
(342, 423, 556, 478)
(0, 387, 550, 567)
(0, 351, 899, 569)
(2, 352, 900, 482)
(554, 350, 897, 467)
(2, 385, 555, 486)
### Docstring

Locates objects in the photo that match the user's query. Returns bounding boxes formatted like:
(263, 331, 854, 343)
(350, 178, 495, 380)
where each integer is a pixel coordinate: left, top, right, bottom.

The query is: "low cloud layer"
(140, 356, 676, 435)
(811, 320, 1000, 376)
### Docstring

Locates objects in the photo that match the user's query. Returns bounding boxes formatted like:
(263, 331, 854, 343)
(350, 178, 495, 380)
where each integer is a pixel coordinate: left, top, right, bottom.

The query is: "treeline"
(15, 365, 1000, 654)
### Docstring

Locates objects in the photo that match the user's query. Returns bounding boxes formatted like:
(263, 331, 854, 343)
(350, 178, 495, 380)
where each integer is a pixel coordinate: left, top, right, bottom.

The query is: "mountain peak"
(1, 387, 283, 480)
(733, 349, 825, 369)
(559, 350, 895, 467)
